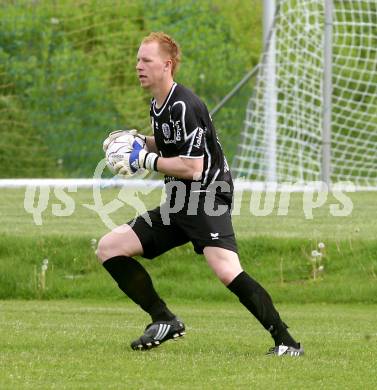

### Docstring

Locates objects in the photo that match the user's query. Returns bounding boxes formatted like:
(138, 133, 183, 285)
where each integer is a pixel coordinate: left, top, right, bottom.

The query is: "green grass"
(1, 300, 376, 389)
(1, 188, 377, 387)
(1, 188, 377, 302)
(1, 187, 377, 239)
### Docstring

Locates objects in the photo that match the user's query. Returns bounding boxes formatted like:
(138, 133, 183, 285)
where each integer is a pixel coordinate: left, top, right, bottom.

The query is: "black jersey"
(150, 83, 232, 193)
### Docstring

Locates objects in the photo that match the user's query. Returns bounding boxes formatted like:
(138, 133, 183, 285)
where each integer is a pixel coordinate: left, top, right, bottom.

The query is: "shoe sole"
(266, 350, 304, 357)
(131, 331, 186, 351)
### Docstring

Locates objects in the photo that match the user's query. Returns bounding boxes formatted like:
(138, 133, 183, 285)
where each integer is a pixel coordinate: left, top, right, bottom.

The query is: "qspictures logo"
(23, 158, 356, 228)
(23, 159, 158, 229)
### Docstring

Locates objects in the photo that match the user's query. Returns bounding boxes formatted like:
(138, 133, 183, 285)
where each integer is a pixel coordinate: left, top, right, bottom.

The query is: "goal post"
(322, 0, 333, 185)
(233, 0, 377, 188)
(263, 0, 278, 183)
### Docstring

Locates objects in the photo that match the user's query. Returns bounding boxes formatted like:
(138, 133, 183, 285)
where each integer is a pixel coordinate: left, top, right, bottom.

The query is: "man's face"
(136, 41, 169, 90)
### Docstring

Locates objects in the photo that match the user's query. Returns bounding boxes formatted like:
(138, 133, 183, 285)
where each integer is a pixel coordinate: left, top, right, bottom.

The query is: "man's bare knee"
(96, 235, 115, 263)
(96, 226, 143, 263)
(204, 247, 243, 285)
(96, 234, 126, 263)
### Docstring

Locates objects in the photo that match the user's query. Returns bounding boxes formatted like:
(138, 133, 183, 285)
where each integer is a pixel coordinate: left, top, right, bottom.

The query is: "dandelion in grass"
(310, 247, 325, 281)
(39, 258, 49, 291)
(90, 238, 97, 251)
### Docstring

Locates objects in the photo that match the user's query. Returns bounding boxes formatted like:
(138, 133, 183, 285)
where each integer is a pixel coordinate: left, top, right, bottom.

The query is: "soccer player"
(97, 32, 304, 356)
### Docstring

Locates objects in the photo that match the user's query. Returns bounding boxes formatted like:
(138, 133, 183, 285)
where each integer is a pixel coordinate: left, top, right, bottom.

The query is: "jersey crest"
(162, 123, 171, 139)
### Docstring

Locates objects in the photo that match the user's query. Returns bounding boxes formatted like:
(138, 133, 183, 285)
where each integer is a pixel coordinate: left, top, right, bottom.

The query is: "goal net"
(232, 0, 377, 187)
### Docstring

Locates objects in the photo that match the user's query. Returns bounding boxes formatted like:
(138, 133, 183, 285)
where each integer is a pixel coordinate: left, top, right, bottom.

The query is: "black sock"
(227, 271, 299, 347)
(103, 256, 175, 322)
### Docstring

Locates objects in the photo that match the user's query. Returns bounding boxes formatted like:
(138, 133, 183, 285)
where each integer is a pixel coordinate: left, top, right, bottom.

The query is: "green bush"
(0, 0, 262, 177)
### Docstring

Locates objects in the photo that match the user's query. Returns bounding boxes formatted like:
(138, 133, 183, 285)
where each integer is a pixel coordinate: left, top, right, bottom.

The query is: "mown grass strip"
(0, 300, 376, 389)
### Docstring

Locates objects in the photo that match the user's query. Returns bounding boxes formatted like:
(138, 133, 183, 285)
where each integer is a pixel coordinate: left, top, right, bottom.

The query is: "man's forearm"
(157, 156, 203, 180)
(144, 136, 203, 180)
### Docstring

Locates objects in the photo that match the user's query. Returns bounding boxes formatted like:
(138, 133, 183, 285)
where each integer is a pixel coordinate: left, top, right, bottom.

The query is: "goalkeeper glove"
(102, 129, 147, 153)
(114, 138, 159, 176)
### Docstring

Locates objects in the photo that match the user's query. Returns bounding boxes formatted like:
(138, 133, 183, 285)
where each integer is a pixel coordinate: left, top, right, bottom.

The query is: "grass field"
(1, 187, 377, 388)
(1, 300, 376, 389)
(2, 187, 377, 239)
(1, 188, 377, 302)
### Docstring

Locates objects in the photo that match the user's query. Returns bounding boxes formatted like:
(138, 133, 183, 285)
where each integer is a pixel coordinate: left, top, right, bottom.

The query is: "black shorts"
(128, 192, 237, 259)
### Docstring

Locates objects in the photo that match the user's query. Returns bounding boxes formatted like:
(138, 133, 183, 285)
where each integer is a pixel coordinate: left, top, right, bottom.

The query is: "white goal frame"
(232, 0, 377, 189)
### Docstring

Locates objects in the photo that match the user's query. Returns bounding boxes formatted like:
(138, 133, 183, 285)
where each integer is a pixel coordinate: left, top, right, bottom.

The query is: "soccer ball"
(105, 134, 136, 173)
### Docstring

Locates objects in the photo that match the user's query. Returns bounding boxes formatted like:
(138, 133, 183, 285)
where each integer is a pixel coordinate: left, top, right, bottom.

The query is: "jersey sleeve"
(171, 101, 205, 158)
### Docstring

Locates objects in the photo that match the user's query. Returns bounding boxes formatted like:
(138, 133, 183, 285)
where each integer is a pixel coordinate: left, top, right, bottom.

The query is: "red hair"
(142, 32, 181, 76)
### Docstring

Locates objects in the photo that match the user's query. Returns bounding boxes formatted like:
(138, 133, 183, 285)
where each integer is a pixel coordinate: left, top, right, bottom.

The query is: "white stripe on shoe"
(154, 324, 164, 340)
(154, 324, 171, 341)
(159, 325, 171, 340)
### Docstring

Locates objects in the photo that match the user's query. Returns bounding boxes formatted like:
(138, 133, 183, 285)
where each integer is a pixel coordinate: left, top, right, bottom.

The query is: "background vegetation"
(0, 0, 262, 177)
(1, 188, 376, 302)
